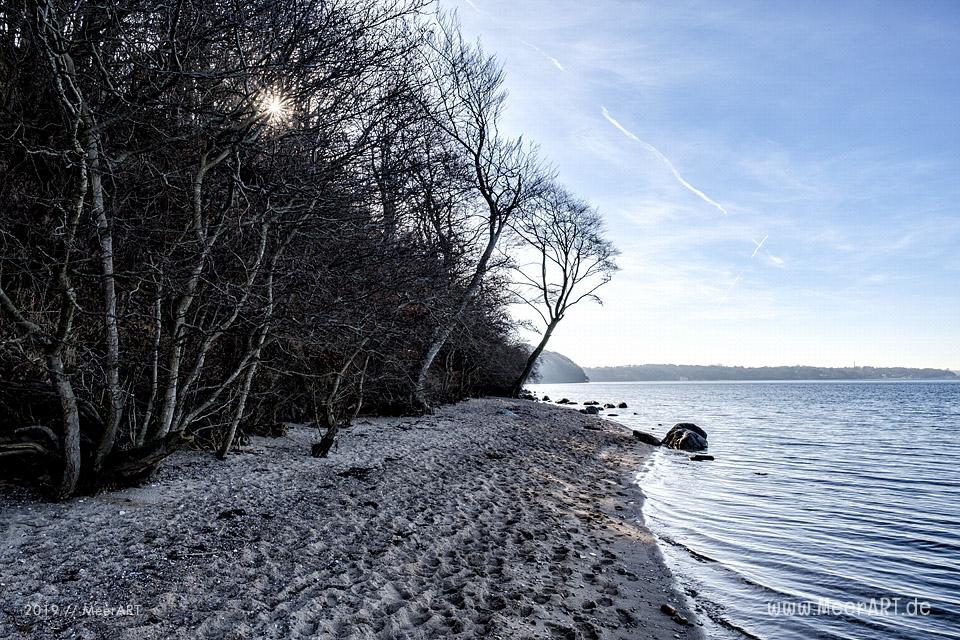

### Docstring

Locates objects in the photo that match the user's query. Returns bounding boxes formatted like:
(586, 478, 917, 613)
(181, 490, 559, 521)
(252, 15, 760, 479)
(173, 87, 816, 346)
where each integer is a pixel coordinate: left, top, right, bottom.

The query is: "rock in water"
(673, 422, 707, 438)
(603, 403, 616, 409)
(618, 402, 628, 408)
(688, 454, 714, 461)
(632, 431, 662, 446)
(662, 423, 708, 451)
(580, 405, 601, 415)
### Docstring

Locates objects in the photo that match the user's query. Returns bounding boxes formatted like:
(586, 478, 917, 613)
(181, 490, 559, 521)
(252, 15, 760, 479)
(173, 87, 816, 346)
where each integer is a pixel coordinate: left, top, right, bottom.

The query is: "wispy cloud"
(520, 40, 566, 72)
(600, 107, 728, 216)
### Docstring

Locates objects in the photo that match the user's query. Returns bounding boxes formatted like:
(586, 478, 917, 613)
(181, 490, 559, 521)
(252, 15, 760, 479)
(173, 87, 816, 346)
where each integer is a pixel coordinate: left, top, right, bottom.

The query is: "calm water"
(529, 381, 960, 640)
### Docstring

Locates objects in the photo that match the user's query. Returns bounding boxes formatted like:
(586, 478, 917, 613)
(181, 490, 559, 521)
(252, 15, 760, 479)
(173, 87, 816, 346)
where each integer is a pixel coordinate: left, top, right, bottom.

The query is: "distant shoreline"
(533, 352, 957, 385)
(582, 364, 958, 383)
(537, 378, 960, 383)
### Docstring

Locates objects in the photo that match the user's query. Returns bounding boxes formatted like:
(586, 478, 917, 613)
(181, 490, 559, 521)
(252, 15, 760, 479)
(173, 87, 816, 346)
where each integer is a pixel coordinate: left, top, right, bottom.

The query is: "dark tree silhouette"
(0, 2, 614, 496)
(509, 185, 619, 396)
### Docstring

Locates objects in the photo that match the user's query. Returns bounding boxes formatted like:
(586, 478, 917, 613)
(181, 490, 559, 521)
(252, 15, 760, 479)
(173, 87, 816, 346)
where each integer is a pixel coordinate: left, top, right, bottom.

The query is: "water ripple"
(531, 380, 960, 640)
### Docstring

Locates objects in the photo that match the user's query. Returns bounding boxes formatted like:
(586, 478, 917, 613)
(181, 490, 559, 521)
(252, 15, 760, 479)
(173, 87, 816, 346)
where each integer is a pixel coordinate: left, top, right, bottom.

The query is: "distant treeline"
(584, 365, 959, 382)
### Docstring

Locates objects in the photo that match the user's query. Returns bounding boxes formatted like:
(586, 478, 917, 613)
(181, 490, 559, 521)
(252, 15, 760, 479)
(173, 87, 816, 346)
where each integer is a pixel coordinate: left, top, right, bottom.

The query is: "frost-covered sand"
(0, 398, 701, 639)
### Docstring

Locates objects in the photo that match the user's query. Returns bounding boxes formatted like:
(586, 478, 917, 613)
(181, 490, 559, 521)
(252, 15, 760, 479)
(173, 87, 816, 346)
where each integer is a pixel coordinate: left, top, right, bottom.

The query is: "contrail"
(520, 40, 566, 72)
(601, 106, 728, 216)
(464, 0, 480, 11)
(751, 235, 768, 258)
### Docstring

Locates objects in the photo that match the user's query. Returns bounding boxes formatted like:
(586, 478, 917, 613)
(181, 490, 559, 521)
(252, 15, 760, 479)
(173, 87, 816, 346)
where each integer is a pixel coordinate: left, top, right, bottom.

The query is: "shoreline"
(0, 398, 701, 639)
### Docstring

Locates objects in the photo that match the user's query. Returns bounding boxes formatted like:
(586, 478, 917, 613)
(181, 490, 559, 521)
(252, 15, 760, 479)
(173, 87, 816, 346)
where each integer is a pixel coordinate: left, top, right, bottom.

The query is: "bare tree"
(411, 17, 545, 408)
(509, 185, 619, 396)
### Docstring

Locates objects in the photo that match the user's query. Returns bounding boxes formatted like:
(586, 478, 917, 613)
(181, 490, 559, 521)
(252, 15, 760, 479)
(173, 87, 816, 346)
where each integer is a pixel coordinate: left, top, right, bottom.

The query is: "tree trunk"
(512, 319, 559, 397)
(215, 353, 260, 460)
(312, 423, 338, 458)
(350, 355, 370, 422)
(87, 130, 123, 473)
(47, 353, 81, 500)
(154, 150, 229, 439)
(413, 228, 502, 407)
(136, 290, 163, 446)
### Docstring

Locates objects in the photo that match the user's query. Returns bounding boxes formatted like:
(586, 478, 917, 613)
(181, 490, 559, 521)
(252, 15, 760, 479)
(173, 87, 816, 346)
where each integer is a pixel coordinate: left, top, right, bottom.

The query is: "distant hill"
(532, 351, 589, 383)
(584, 364, 959, 382)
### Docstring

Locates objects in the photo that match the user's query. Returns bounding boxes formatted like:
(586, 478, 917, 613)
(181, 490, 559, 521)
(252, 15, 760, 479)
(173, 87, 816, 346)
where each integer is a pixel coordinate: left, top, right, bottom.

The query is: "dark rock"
(581, 405, 601, 415)
(662, 423, 708, 451)
(688, 454, 714, 461)
(618, 402, 628, 409)
(603, 403, 616, 409)
(583, 401, 600, 406)
(542, 395, 551, 402)
(673, 422, 707, 438)
(607, 413, 618, 416)
(632, 431, 662, 446)
(556, 398, 571, 404)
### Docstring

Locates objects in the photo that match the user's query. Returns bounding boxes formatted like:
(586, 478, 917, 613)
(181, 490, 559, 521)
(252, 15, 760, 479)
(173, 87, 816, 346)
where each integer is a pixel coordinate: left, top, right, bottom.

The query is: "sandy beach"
(0, 398, 701, 639)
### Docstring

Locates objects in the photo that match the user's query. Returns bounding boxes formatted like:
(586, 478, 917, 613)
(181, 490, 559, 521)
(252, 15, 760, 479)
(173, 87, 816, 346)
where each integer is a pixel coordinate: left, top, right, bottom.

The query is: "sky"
(448, 0, 960, 370)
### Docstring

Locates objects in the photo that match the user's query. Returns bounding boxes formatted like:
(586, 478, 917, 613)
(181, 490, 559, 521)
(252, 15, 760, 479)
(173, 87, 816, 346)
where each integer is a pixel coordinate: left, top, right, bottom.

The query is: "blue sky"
(450, 0, 960, 369)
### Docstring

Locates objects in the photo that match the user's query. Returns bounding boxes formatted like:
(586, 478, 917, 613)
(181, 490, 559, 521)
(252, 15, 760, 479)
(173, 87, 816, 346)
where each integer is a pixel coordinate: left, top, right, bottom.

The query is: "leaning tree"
(508, 184, 619, 396)
(410, 16, 545, 408)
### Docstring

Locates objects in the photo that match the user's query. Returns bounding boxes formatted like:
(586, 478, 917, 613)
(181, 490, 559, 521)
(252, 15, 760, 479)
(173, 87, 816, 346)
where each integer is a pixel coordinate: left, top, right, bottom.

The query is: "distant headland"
(533, 353, 958, 383)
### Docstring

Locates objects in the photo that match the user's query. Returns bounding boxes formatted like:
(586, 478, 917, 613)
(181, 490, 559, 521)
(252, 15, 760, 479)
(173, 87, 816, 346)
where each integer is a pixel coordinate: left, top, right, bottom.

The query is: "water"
(528, 381, 960, 640)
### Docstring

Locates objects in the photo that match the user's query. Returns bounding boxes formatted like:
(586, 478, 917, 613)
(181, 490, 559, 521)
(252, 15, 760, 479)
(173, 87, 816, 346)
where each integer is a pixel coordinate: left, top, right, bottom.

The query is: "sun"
(260, 92, 289, 123)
